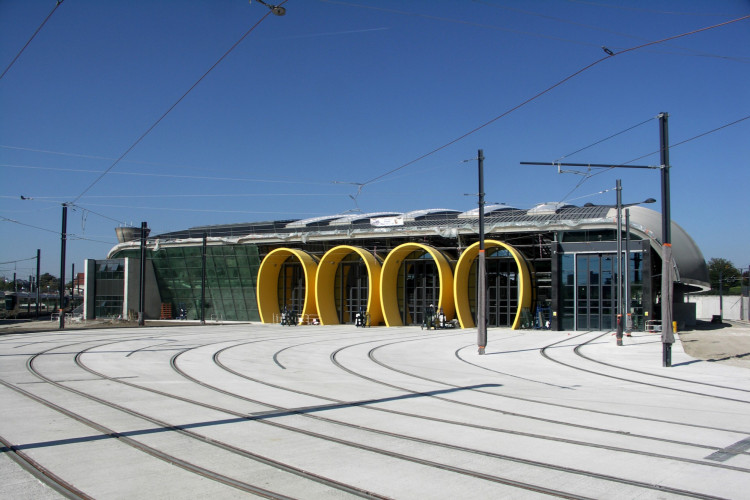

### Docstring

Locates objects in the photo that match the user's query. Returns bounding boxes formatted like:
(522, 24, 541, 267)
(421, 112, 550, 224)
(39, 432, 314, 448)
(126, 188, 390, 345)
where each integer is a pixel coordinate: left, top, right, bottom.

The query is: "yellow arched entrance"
(316, 246, 383, 326)
(380, 243, 454, 327)
(257, 248, 319, 324)
(454, 240, 532, 330)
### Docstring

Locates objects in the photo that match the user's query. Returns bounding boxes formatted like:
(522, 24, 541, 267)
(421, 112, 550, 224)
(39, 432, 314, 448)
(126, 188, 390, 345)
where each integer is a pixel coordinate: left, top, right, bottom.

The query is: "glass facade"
(94, 259, 125, 318)
(113, 244, 261, 321)
(560, 251, 646, 331)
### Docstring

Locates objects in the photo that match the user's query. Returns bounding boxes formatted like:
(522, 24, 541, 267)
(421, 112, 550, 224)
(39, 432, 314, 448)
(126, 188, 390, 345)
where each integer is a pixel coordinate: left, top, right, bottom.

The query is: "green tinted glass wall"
(93, 259, 125, 318)
(113, 244, 261, 321)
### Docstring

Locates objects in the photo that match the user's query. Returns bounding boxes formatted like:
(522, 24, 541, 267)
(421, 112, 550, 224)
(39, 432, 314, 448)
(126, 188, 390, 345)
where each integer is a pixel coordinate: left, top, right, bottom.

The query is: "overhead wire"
(0, 0, 65, 81)
(357, 13, 750, 191)
(0, 146, 333, 186)
(0, 256, 38, 266)
(0, 163, 333, 187)
(1, 214, 117, 246)
(555, 116, 656, 162)
(70, 1, 288, 204)
(472, 0, 749, 63)
(560, 113, 750, 200)
(565, 0, 741, 17)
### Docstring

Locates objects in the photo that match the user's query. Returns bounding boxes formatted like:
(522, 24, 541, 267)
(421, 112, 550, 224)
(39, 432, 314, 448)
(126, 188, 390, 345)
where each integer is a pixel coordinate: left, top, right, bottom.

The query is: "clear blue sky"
(1, 0, 749, 279)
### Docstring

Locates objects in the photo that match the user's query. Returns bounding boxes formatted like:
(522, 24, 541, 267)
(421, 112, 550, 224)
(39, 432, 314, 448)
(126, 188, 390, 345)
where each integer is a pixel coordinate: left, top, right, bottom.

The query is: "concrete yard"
(1, 321, 749, 499)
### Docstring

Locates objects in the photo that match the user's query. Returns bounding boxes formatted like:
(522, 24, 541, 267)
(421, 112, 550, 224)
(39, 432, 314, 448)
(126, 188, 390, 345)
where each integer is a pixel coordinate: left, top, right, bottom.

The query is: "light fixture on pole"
(252, 0, 286, 16)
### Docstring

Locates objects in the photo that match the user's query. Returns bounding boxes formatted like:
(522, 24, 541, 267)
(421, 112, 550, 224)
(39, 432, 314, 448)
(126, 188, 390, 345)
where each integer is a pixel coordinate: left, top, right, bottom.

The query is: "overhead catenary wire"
(355, 13, 750, 192)
(0, 1, 65, 82)
(0, 256, 38, 266)
(70, 1, 288, 205)
(559, 113, 750, 201)
(555, 116, 656, 162)
(471, 0, 748, 63)
(0, 163, 333, 187)
(0, 215, 116, 246)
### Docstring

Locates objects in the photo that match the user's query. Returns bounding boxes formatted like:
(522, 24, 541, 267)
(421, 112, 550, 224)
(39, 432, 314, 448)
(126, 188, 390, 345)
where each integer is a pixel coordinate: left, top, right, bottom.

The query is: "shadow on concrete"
(1, 384, 500, 452)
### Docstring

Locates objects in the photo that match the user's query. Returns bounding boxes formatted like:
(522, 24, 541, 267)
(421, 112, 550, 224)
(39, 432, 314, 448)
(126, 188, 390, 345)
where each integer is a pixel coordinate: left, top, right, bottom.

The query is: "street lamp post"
(616, 181, 656, 346)
(616, 180, 624, 345)
(625, 209, 632, 335)
(477, 149, 487, 355)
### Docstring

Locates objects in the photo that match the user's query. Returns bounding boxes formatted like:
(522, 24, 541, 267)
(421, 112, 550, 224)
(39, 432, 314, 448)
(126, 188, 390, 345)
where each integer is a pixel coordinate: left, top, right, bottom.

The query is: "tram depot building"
(83, 204, 709, 332)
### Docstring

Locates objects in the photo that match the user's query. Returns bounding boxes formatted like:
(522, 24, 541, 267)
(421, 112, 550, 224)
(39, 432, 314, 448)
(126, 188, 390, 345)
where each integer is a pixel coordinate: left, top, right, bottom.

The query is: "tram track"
(538, 331, 750, 403)
(2, 326, 748, 498)
(3, 332, 389, 499)
(71, 332, 724, 498)
(205, 333, 745, 497)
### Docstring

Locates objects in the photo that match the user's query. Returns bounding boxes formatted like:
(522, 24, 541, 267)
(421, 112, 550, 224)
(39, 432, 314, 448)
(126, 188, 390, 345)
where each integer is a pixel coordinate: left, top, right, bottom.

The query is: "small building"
(85, 204, 709, 330)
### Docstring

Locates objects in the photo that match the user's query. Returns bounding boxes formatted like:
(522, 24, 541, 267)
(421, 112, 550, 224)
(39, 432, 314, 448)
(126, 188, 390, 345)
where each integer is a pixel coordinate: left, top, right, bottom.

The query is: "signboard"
(371, 216, 404, 227)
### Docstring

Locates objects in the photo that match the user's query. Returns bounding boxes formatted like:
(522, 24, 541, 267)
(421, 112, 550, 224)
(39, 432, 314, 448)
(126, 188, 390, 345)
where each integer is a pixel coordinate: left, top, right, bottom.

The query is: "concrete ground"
(1, 320, 749, 499)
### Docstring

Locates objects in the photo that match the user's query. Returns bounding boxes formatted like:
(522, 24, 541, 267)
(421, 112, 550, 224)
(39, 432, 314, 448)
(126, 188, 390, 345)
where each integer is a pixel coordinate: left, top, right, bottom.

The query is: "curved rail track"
(1, 324, 749, 498)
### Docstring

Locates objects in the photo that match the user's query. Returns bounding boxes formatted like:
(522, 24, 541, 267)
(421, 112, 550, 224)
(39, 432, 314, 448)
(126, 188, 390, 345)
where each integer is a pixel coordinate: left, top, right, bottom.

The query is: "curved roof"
(617, 206, 709, 290)
(128, 204, 708, 291)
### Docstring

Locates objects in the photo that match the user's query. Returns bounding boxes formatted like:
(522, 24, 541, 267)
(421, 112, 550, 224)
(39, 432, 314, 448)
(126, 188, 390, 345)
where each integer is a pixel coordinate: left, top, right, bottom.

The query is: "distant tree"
(38, 273, 60, 292)
(707, 258, 741, 294)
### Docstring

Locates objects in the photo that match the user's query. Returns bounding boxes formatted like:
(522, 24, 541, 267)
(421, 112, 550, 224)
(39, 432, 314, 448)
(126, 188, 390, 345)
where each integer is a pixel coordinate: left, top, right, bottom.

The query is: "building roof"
(111, 204, 708, 290)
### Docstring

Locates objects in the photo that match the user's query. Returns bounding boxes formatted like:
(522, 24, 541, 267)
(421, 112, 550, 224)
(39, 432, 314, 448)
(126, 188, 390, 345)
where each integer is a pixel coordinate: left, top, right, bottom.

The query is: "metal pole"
(719, 268, 724, 322)
(201, 233, 207, 325)
(659, 112, 674, 367)
(616, 179, 623, 345)
(59, 204, 67, 330)
(625, 209, 632, 335)
(477, 149, 487, 354)
(35, 249, 40, 320)
(138, 221, 147, 326)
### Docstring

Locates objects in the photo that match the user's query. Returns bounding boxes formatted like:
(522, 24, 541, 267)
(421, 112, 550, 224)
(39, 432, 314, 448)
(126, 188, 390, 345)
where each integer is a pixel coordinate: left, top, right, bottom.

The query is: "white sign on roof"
(371, 216, 404, 227)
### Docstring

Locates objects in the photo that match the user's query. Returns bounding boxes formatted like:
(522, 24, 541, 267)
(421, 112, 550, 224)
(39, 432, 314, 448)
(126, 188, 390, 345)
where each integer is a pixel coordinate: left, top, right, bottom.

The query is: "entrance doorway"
(335, 257, 369, 323)
(399, 252, 439, 325)
(486, 250, 519, 327)
(468, 249, 519, 327)
(278, 260, 305, 315)
(576, 254, 616, 330)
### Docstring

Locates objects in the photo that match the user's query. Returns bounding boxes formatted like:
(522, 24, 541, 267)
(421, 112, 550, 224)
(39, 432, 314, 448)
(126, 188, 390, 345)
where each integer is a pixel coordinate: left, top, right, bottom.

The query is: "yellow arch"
(315, 246, 383, 326)
(257, 248, 319, 324)
(380, 243, 454, 327)
(454, 240, 532, 330)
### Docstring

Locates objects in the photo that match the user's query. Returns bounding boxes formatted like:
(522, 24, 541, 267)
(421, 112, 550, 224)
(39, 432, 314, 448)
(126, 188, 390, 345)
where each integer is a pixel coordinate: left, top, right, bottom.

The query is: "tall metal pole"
(35, 249, 40, 320)
(659, 112, 674, 367)
(616, 180, 623, 345)
(59, 204, 67, 330)
(719, 268, 724, 321)
(477, 149, 487, 354)
(625, 209, 632, 336)
(201, 232, 207, 325)
(138, 221, 147, 326)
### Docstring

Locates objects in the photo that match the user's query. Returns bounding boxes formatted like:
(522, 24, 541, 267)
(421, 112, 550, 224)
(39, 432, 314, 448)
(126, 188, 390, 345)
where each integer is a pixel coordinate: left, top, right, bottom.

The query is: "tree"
(38, 273, 60, 293)
(707, 258, 741, 294)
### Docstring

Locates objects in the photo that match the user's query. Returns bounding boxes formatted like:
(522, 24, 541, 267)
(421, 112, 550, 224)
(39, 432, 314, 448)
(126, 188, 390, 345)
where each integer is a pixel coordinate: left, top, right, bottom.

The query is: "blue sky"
(1, 0, 749, 279)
